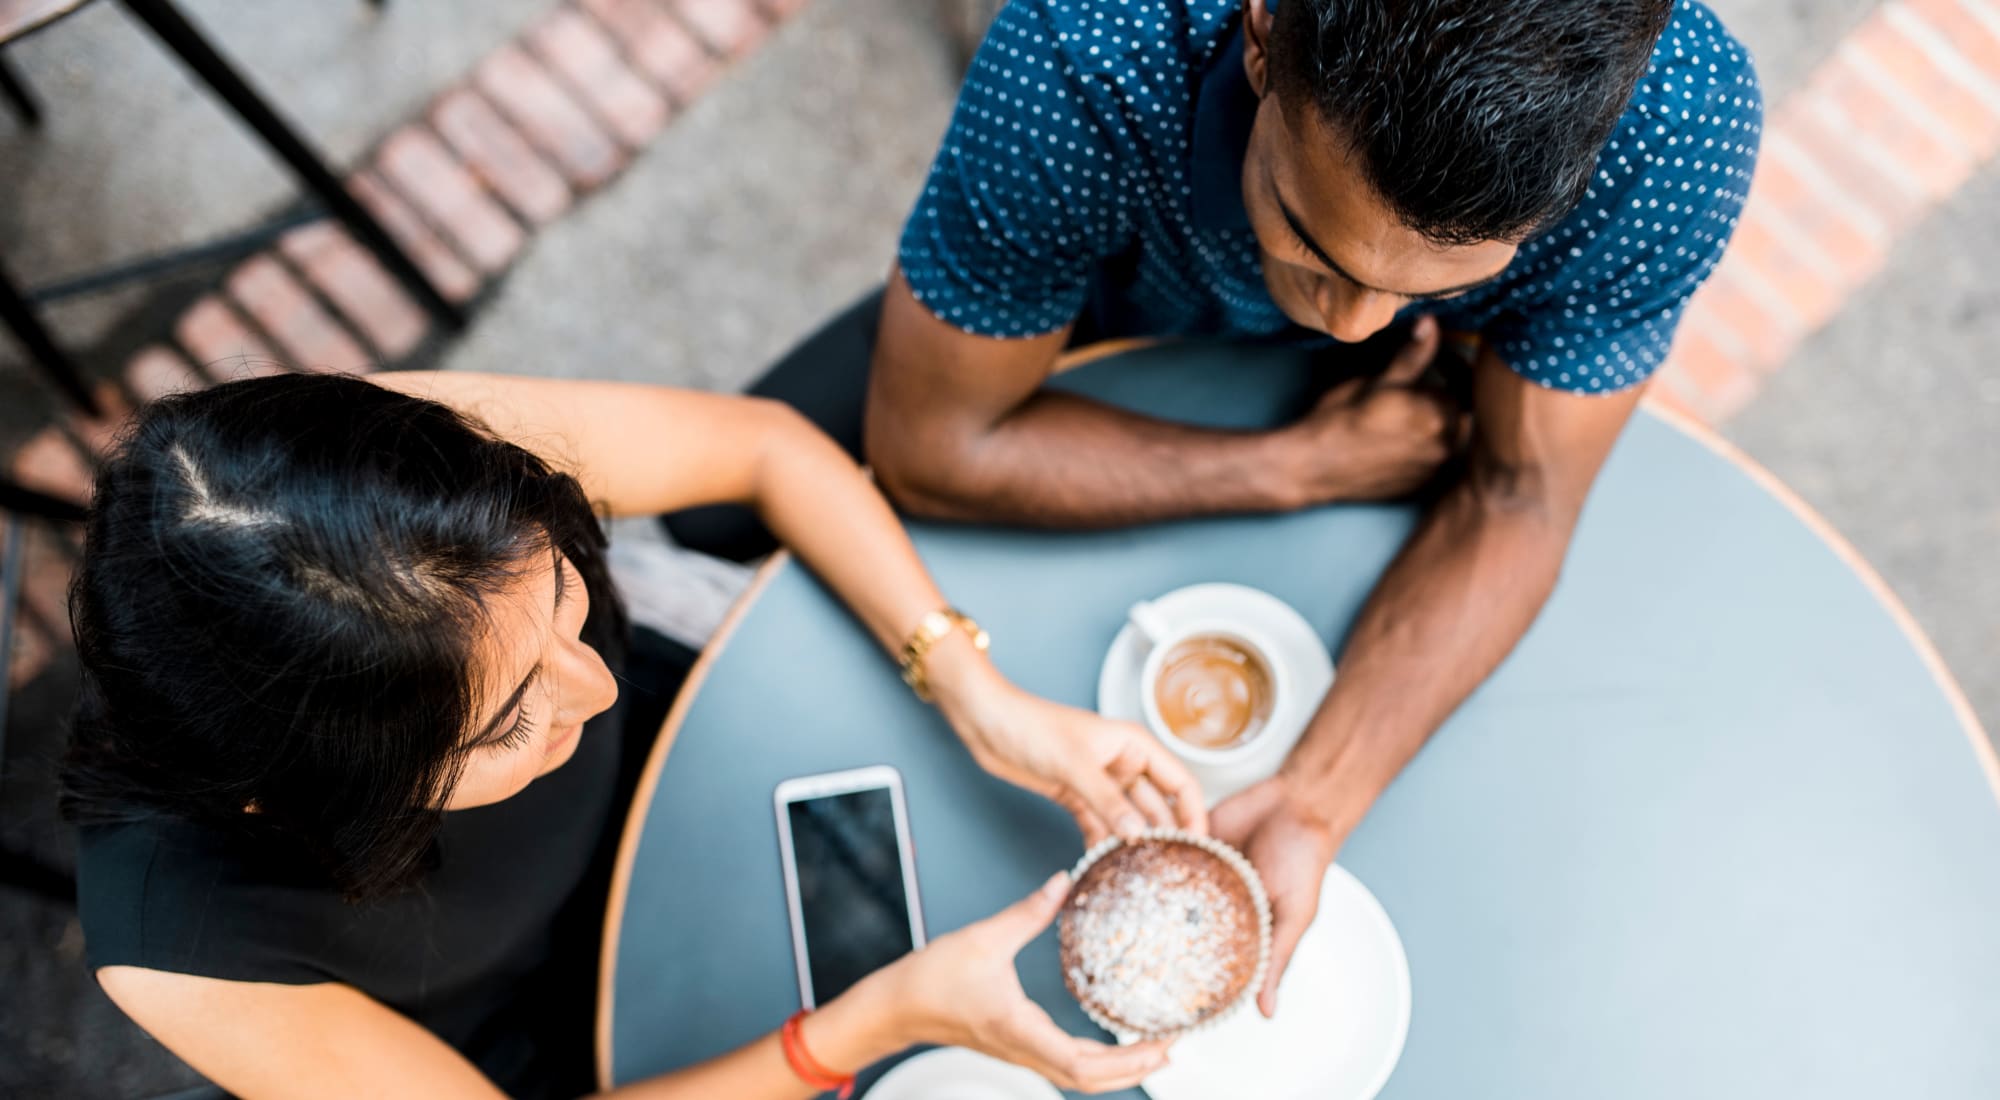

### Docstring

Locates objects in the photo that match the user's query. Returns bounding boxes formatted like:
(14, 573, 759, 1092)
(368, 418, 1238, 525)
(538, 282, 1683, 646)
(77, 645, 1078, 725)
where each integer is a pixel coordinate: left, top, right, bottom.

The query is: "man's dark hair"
(1270, 0, 1674, 245)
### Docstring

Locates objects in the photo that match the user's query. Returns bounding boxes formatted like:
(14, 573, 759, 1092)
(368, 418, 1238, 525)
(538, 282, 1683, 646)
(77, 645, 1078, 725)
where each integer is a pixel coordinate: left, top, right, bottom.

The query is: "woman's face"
(444, 550, 619, 810)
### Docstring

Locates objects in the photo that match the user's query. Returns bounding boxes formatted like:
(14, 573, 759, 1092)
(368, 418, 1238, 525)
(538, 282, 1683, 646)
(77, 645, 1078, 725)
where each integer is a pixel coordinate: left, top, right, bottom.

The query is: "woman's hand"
(874, 872, 1173, 1093)
(927, 639, 1207, 843)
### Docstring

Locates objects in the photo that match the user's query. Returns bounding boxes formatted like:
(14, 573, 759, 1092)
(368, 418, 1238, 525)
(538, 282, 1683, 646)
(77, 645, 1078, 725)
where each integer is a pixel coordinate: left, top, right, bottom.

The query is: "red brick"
(1721, 213, 1847, 330)
(10, 426, 94, 506)
(6, 611, 55, 692)
(67, 382, 133, 460)
(431, 88, 572, 227)
(1810, 53, 1977, 200)
(175, 296, 286, 382)
(1852, 13, 2000, 160)
(375, 126, 525, 275)
(1773, 104, 1928, 235)
(347, 170, 483, 303)
(1680, 276, 1796, 372)
(1660, 320, 1758, 417)
(278, 222, 430, 359)
(577, 0, 720, 103)
(755, 0, 811, 20)
(668, 0, 767, 57)
(475, 46, 626, 191)
(1639, 371, 1709, 425)
(530, 9, 673, 148)
(226, 255, 375, 376)
(19, 526, 75, 644)
(1906, 0, 2000, 77)
(123, 344, 208, 402)
(1742, 151, 1887, 281)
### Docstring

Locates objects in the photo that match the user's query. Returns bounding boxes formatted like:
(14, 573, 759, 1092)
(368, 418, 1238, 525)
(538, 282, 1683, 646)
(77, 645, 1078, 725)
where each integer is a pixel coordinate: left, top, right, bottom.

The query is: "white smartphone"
(773, 765, 927, 1009)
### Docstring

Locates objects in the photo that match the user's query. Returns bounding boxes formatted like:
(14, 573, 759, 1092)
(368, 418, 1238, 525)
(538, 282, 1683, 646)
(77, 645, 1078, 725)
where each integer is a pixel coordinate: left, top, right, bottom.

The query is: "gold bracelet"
(897, 608, 990, 702)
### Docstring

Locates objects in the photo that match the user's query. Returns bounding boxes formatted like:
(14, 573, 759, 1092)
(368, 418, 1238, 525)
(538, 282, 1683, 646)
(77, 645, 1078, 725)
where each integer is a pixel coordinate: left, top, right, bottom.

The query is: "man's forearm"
(888, 388, 1304, 527)
(1284, 475, 1574, 835)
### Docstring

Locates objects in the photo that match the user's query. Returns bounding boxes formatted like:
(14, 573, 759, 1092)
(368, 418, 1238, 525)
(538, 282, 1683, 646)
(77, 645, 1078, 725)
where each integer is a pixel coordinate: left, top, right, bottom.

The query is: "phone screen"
(787, 787, 916, 1005)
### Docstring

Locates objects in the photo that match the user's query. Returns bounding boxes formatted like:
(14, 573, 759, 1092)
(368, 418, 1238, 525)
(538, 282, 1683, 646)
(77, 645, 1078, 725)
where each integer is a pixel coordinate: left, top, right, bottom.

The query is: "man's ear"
(1244, 0, 1276, 97)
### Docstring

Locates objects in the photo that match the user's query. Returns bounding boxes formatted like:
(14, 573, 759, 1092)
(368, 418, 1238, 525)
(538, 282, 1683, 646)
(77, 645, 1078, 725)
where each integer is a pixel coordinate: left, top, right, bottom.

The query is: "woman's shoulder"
(76, 814, 341, 984)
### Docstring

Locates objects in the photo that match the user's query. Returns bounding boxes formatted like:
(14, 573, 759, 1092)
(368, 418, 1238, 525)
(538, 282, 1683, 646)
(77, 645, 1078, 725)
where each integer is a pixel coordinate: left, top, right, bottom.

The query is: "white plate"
(1097, 583, 1334, 804)
(1134, 864, 1411, 1100)
(864, 1047, 1063, 1100)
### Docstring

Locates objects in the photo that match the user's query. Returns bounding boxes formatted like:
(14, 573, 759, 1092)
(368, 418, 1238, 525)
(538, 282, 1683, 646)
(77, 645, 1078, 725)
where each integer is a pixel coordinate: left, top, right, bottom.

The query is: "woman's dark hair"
(1270, 0, 1676, 245)
(62, 373, 626, 900)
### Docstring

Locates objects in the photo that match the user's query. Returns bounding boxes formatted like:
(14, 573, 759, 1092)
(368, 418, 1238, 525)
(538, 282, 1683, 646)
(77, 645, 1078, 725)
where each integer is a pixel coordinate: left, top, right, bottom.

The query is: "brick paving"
(1657, 0, 2000, 418)
(475, 45, 629, 189)
(226, 255, 376, 375)
(377, 125, 529, 273)
(580, 0, 723, 103)
(433, 87, 577, 226)
(278, 223, 432, 360)
(529, 9, 675, 148)
(4, 0, 810, 693)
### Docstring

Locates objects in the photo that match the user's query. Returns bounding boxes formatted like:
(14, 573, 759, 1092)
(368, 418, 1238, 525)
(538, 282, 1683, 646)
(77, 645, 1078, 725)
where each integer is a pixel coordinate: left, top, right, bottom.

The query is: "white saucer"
(864, 1047, 1063, 1100)
(1133, 864, 1411, 1100)
(1097, 583, 1334, 804)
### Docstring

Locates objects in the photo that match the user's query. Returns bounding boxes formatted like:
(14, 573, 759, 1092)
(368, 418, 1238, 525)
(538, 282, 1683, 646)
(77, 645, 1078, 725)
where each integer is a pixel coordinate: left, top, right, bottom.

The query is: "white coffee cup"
(1130, 600, 1290, 766)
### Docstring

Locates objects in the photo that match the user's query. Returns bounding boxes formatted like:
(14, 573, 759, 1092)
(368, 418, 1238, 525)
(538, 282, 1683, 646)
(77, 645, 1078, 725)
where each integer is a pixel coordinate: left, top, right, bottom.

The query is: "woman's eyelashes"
(488, 704, 536, 753)
(477, 670, 543, 754)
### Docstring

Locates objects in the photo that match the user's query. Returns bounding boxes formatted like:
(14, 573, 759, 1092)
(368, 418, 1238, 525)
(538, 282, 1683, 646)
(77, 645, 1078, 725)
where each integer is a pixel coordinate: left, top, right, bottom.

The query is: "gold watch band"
(897, 608, 991, 702)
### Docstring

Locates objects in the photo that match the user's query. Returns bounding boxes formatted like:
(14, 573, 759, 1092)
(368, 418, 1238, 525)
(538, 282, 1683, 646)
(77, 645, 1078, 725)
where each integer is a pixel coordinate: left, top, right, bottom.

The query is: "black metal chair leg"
(0, 55, 40, 127)
(117, 0, 465, 331)
(0, 262, 101, 416)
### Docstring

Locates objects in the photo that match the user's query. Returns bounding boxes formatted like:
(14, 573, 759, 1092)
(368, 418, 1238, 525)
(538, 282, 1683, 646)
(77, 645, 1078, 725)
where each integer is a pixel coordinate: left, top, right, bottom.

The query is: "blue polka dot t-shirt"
(898, 0, 1763, 393)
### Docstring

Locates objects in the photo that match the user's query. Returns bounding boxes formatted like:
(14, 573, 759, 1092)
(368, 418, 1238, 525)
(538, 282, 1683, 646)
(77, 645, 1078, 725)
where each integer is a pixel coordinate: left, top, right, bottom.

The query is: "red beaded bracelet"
(780, 1010, 856, 1099)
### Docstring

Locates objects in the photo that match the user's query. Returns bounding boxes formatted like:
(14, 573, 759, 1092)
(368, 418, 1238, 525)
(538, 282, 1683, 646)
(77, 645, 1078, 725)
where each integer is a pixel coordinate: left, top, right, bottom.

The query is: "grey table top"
(599, 343, 2000, 1099)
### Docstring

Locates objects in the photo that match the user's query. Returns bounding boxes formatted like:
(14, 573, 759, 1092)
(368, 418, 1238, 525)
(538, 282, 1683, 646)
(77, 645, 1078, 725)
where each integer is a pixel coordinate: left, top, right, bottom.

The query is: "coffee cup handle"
(1128, 601, 1173, 650)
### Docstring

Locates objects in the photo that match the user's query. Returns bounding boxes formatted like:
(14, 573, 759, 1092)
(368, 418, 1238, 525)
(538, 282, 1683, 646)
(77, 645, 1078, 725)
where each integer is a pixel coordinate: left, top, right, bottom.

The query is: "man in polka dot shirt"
(670, 0, 1759, 1010)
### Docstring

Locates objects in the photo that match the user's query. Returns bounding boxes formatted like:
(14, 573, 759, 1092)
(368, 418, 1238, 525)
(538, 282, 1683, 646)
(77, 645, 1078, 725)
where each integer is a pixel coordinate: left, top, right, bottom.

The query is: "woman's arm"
(372, 372, 1206, 841)
(98, 877, 1168, 1098)
(100, 963, 901, 1099)
(370, 372, 958, 649)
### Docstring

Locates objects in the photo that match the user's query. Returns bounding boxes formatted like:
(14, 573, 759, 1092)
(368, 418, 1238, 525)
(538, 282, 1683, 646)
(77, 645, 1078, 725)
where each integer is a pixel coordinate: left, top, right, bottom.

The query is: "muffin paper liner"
(1061, 828, 1273, 1042)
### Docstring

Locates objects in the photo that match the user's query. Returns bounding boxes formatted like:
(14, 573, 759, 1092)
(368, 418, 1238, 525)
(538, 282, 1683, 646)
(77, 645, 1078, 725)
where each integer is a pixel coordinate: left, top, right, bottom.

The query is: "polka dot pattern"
(897, 0, 1762, 394)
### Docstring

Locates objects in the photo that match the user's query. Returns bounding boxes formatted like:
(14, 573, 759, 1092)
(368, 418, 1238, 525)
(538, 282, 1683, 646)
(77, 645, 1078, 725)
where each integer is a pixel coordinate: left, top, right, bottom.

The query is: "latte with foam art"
(1152, 634, 1274, 749)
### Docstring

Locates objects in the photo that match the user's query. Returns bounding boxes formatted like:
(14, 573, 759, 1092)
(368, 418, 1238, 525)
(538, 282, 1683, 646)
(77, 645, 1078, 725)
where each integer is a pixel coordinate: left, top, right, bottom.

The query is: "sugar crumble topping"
(1061, 841, 1259, 1035)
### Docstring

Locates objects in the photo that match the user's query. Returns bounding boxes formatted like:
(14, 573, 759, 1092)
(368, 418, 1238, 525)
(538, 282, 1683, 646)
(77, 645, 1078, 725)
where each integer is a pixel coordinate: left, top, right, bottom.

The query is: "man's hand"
(866, 270, 1463, 527)
(1282, 314, 1464, 504)
(1209, 775, 1344, 1018)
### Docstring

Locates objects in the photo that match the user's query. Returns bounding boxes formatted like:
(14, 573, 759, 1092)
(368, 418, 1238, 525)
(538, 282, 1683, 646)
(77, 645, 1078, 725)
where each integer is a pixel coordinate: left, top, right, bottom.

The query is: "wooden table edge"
(591, 385, 1997, 1093)
(595, 549, 790, 1091)
(0, 0, 93, 47)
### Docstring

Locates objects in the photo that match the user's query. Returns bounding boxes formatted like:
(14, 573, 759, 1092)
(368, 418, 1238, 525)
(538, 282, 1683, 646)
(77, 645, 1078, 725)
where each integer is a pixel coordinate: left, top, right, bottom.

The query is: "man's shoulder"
(996, 0, 1238, 87)
(1632, 0, 1764, 129)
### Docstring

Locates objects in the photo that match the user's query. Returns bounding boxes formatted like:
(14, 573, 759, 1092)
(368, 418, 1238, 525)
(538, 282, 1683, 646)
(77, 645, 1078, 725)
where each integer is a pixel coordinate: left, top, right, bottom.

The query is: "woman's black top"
(74, 629, 692, 1099)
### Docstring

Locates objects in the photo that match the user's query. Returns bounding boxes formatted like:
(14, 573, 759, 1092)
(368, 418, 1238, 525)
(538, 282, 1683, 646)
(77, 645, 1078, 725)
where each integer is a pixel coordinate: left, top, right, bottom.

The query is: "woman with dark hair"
(65, 371, 1201, 1098)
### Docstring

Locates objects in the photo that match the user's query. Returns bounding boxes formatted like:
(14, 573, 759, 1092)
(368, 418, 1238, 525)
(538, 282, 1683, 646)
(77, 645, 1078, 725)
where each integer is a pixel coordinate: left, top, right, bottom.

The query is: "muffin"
(1057, 830, 1271, 1039)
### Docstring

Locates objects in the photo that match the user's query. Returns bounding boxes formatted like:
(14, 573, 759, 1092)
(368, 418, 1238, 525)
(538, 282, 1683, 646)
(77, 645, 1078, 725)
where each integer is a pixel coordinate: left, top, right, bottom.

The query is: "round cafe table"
(597, 343, 2000, 1099)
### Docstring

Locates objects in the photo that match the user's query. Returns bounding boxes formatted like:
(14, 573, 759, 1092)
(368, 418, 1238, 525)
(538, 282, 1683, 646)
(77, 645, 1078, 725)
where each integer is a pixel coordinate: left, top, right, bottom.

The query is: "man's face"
(1239, 89, 1520, 342)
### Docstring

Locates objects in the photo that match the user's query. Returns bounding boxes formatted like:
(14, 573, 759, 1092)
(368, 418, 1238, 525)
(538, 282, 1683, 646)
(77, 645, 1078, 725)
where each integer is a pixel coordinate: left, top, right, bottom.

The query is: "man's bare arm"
(1213, 348, 1645, 1013)
(864, 268, 1459, 526)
